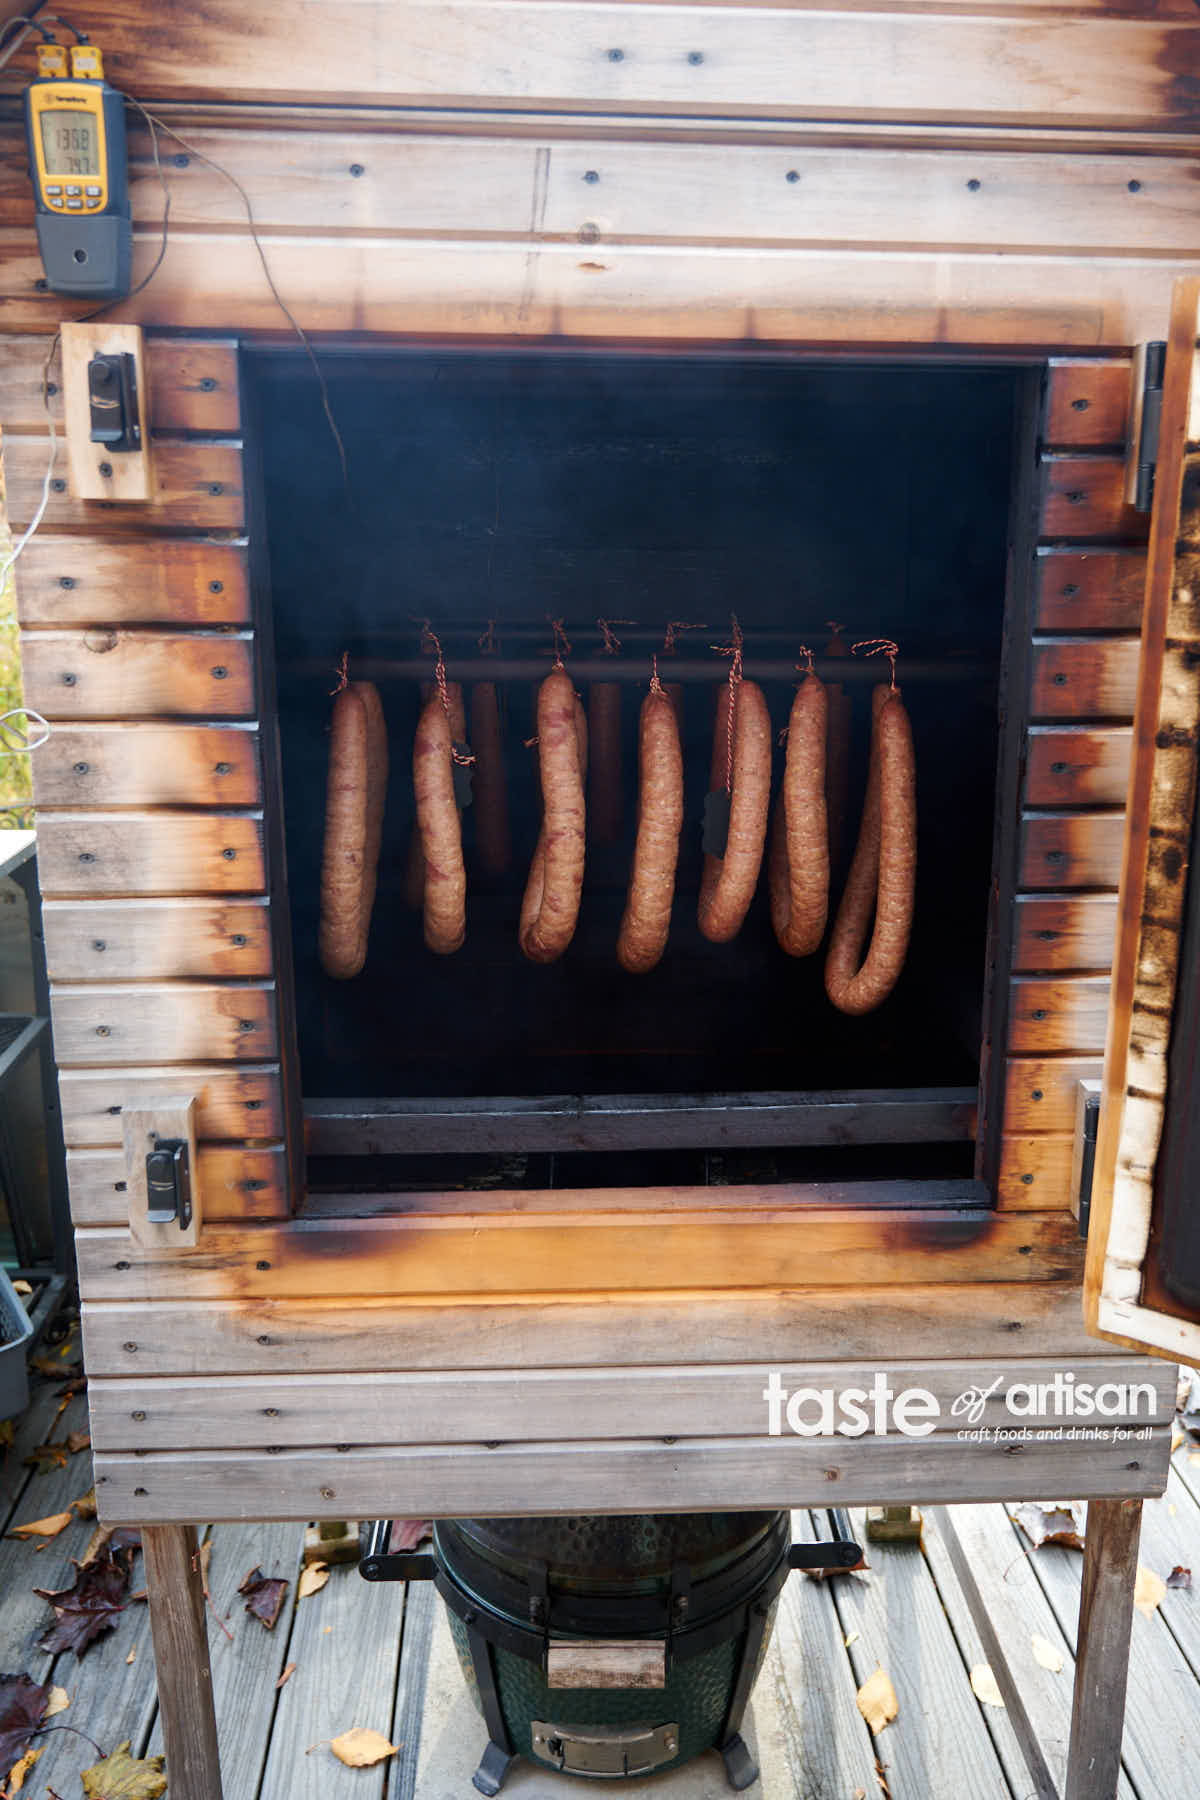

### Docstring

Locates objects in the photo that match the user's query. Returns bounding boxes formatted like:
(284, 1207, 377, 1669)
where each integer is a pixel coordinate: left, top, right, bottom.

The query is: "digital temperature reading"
(39, 110, 101, 177)
(24, 41, 131, 300)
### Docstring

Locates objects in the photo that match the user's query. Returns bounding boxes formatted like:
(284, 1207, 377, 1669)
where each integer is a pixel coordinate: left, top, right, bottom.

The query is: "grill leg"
(717, 1598, 769, 1790)
(466, 1620, 518, 1796)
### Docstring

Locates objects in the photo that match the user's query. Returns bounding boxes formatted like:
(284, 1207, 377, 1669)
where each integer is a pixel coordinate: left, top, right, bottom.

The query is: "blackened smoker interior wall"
(253, 351, 1015, 1103)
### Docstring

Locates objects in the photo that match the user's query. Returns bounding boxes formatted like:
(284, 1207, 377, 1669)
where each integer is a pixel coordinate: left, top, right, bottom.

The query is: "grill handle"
(359, 1519, 437, 1582)
(787, 1510, 863, 1572)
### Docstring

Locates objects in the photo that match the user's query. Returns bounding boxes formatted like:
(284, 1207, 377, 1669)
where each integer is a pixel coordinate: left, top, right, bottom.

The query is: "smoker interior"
(252, 349, 1020, 1194)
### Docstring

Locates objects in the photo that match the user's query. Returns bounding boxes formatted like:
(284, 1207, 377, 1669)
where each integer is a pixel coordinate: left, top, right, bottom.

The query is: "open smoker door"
(1085, 277, 1200, 1369)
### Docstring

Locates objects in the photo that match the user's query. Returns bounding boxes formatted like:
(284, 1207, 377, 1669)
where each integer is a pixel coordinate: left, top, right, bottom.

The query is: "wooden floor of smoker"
(3, 1351, 1198, 1800)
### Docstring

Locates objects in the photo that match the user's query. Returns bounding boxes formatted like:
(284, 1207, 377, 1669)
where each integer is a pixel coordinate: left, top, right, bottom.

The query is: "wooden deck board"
(1005, 1497, 1196, 1796)
(831, 1507, 1012, 1799)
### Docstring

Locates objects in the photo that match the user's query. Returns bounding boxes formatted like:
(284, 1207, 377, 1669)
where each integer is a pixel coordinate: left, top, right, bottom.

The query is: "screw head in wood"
(98, 461, 113, 478)
(59, 575, 75, 589)
(222, 846, 237, 860)
(209, 579, 224, 593)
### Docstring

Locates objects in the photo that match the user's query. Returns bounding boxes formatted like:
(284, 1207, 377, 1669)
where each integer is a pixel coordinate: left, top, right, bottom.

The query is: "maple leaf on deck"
(238, 1566, 289, 1630)
(0, 1673, 50, 1786)
(80, 1739, 166, 1799)
(34, 1545, 133, 1657)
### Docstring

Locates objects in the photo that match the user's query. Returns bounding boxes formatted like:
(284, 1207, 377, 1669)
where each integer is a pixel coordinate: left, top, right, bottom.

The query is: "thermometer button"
(66, 196, 83, 209)
(85, 185, 101, 196)
(65, 184, 81, 196)
(45, 183, 62, 195)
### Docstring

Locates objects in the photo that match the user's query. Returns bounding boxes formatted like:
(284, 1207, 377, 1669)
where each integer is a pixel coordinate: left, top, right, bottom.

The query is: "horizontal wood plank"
(2, 231, 1196, 348)
(1019, 811, 1127, 889)
(12, 537, 251, 626)
(1004, 1056, 1103, 1134)
(0, 334, 240, 434)
(1038, 456, 1149, 542)
(43, 897, 273, 980)
(1030, 636, 1141, 719)
(60, 1063, 283, 1146)
(1012, 893, 1119, 971)
(1008, 974, 1112, 1053)
(0, 125, 1190, 257)
(85, 1356, 1173, 1452)
(996, 1133, 1077, 1209)
(2, 436, 244, 531)
(72, 1207, 1086, 1301)
(1025, 726, 1132, 806)
(1033, 547, 1147, 631)
(1043, 359, 1132, 449)
(35, 813, 265, 896)
(79, 1280, 1133, 1379)
(6, 5, 1198, 130)
(50, 982, 278, 1066)
(68, 1143, 288, 1226)
(32, 725, 261, 807)
(19, 631, 255, 720)
(90, 1427, 1171, 1526)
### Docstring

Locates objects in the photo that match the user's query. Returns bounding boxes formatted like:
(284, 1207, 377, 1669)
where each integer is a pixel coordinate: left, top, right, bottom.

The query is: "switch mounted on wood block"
(60, 320, 153, 501)
(122, 1094, 200, 1249)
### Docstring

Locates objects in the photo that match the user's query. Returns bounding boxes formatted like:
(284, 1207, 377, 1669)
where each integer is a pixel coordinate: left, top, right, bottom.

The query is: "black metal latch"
(1076, 1088, 1101, 1241)
(787, 1508, 864, 1572)
(145, 1139, 192, 1230)
(87, 350, 141, 452)
(1131, 341, 1166, 515)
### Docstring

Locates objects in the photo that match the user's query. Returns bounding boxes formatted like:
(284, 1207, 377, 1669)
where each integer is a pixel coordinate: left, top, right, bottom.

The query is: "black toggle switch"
(87, 350, 141, 452)
(145, 1139, 192, 1229)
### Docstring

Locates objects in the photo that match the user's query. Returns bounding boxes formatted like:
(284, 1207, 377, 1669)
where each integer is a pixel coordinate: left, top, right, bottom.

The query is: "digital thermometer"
(24, 42, 131, 300)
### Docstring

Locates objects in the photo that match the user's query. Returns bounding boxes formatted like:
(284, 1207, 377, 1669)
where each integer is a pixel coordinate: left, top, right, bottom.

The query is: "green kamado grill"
(361, 1509, 861, 1793)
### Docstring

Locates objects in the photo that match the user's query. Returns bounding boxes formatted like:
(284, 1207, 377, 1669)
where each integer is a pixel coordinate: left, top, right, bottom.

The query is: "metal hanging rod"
(286, 655, 994, 686)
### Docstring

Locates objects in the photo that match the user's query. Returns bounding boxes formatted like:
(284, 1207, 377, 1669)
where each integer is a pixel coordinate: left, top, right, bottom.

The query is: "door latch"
(87, 349, 141, 452)
(145, 1138, 192, 1229)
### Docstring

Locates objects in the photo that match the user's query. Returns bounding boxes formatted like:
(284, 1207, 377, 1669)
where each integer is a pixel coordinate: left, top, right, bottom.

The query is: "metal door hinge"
(530, 1720, 680, 1778)
(1071, 1081, 1102, 1239)
(1128, 341, 1166, 514)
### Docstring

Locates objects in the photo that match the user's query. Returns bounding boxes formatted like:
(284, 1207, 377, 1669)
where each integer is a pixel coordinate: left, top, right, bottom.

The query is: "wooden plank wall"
(998, 357, 1145, 1210)
(4, 337, 293, 1226)
(0, 1, 1197, 344)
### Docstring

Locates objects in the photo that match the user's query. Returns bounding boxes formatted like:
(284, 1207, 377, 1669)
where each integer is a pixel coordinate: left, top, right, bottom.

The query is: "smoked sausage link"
(618, 686, 684, 973)
(697, 679, 772, 944)
(520, 669, 588, 963)
(470, 679, 512, 875)
(413, 682, 468, 954)
(769, 673, 830, 956)
(824, 683, 916, 1015)
(319, 680, 388, 979)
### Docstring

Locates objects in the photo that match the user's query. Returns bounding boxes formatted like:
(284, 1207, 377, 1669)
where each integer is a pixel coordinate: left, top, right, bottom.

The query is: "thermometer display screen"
(39, 109, 100, 176)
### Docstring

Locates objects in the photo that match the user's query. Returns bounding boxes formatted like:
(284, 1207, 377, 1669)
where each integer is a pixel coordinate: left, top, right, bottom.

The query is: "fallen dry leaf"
(970, 1664, 1005, 1708)
(125, 1647, 136, 1666)
(1031, 1635, 1064, 1675)
(844, 1630, 860, 1648)
(44, 1686, 70, 1720)
(1166, 1566, 1192, 1591)
(856, 1667, 898, 1735)
(1134, 1566, 1167, 1618)
(80, 1739, 166, 1799)
(1013, 1501, 1086, 1552)
(1172, 1422, 1185, 1455)
(5, 1744, 41, 1792)
(275, 1662, 296, 1690)
(238, 1566, 289, 1631)
(23, 1444, 69, 1474)
(330, 1727, 398, 1768)
(7, 1511, 73, 1541)
(0, 1675, 50, 1786)
(11, 1279, 31, 1297)
(72, 1490, 97, 1521)
(389, 1519, 432, 1552)
(297, 1561, 329, 1600)
(66, 1430, 91, 1456)
(35, 1544, 134, 1657)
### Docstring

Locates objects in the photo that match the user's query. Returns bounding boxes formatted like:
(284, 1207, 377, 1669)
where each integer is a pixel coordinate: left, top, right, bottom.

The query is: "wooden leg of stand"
(1064, 1497, 1142, 1800)
(143, 1524, 223, 1800)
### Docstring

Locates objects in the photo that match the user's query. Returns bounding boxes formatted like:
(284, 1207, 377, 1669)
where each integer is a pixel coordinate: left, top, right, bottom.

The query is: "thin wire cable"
(134, 106, 350, 490)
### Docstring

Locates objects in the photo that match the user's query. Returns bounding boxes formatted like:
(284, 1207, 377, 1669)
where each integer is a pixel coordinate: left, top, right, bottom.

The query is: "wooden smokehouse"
(1, 1, 1200, 1794)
